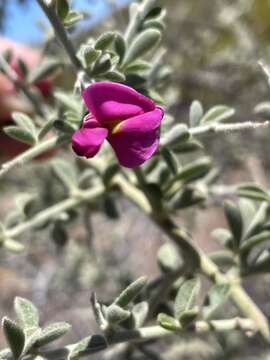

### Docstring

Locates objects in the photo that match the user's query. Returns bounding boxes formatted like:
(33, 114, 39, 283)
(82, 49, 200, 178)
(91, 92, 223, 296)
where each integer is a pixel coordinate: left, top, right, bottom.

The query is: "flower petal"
(108, 108, 164, 168)
(83, 113, 101, 128)
(72, 127, 108, 158)
(83, 82, 155, 124)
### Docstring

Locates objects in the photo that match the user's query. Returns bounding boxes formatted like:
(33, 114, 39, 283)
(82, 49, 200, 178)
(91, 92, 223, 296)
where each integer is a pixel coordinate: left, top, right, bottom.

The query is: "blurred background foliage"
(1, 1, 270, 359)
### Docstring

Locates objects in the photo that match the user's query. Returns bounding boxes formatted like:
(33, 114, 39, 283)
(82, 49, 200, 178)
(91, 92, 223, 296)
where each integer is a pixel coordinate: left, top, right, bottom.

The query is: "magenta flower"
(71, 82, 164, 168)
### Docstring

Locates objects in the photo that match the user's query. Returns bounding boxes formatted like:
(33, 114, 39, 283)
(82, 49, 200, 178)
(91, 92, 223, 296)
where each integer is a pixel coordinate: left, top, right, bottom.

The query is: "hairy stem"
(2, 185, 104, 240)
(131, 168, 270, 341)
(0, 54, 44, 117)
(189, 121, 269, 136)
(36, 0, 82, 72)
(39, 318, 256, 359)
(0, 135, 66, 179)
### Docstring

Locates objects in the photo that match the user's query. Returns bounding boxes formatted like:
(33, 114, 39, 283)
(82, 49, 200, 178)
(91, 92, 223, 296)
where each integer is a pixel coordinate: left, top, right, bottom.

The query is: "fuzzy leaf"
(223, 200, 243, 247)
(203, 284, 230, 320)
(4, 126, 36, 145)
(161, 147, 179, 175)
(68, 335, 107, 359)
(12, 112, 36, 134)
(28, 59, 61, 83)
(95, 32, 115, 50)
(114, 33, 126, 64)
(51, 159, 77, 190)
(106, 305, 130, 325)
(114, 277, 147, 307)
(158, 313, 180, 331)
(174, 278, 200, 320)
(241, 231, 270, 254)
(15, 297, 39, 330)
(56, 0, 69, 21)
(2, 318, 25, 359)
(124, 29, 161, 64)
(34, 322, 71, 348)
(157, 243, 183, 272)
(63, 11, 84, 27)
(160, 124, 190, 148)
(173, 157, 212, 184)
(189, 100, 203, 127)
(236, 183, 270, 202)
(200, 105, 235, 124)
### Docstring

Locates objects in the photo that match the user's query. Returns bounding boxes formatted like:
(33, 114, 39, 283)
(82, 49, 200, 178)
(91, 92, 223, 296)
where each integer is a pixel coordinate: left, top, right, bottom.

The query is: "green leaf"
(238, 199, 257, 234)
(169, 187, 206, 210)
(245, 203, 269, 239)
(161, 147, 179, 175)
(56, 0, 69, 21)
(240, 231, 270, 255)
(51, 221, 69, 248)
(114, 277, 147, 307)
(51, 159, 77, 190)
(157, 243, 183, 272)
(68, 335, 107, 359)
(22, 329, 42, 355)
(103, 196, 119, 219)
(161, 124, 190, 148)
(211, 228, 233, 248)
(103, 163, 119, 186)
(63, 11, 84, 27)
(236, 183, 270, 202)
(28, 59, 62, 83)
(102, 70, 125, 82)
(4, 126, 36, 145)
(0, 349, 11, 360)
(95, 32, 115, 50)
(38, 119, 55, 140)
(106, 305, 130, 325)
(114, 33, 126, 63)
(12, 112, 36, 134)
(200, 105, 235, 124)
(54, 91, 81, 113)
(17, 58, 28, 78)
(179, 307, 199, 328)
(2, 317, 25, 359)
(174, 278, 200, 320)
(124, 60, 151, 73)
(124, 29, 161, 64)
(158, 313, 180, 331)
(172, 139, 203, 153)
(223, 200, 243, 247)
(189, 100, 203, 127)
(4, 239, 25, 253)
(172, 157, 212, 184)
(143, 19, 165, 31)
(77, 44, 101, 69)
(132, 302, 149, 328)
(203, 284, 230, 320)
(34, 322, 71, 348)
(91, 54, 112, 75)
(14, 297, 39, 330)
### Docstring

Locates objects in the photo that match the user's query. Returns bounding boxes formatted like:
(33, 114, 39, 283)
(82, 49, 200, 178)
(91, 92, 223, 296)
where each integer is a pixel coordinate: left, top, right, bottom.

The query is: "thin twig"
(36, 0, 82, 72)
(189, 121, 269, 136)
(0, 54, 44, 117)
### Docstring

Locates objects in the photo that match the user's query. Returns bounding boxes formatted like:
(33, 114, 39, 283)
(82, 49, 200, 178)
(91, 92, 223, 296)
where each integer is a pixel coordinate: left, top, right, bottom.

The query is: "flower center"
(106, 119, 123, 134)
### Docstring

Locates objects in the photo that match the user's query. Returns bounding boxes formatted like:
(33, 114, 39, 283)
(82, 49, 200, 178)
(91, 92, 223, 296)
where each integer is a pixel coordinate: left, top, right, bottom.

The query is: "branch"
(39, 318, 256, 359)
(130, 169, 270, 341)
(189, 121, 269, 136)
(36, 0, 82, 72)
(0, 135, 66, 179)
(0, 54, 44, 117)
(1, 185, 104, 241)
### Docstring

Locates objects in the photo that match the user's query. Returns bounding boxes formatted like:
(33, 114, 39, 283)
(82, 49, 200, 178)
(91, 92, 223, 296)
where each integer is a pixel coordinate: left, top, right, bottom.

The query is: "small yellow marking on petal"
(106, 119, 123, 134)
